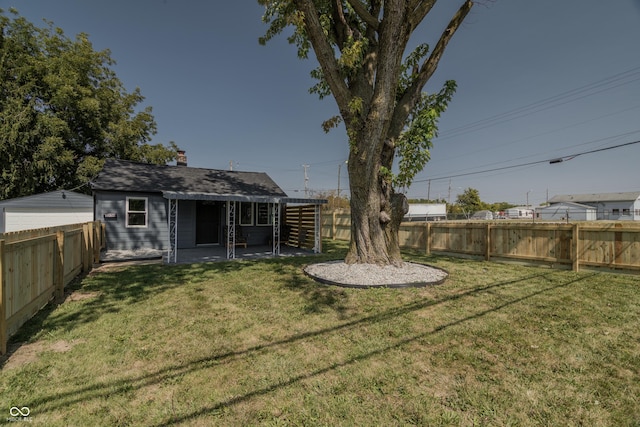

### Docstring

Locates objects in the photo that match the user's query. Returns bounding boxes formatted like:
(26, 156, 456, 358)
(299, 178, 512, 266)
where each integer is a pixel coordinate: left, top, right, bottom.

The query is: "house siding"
(537, 203, 596, 221)
(95, 191, 168, 251)
(549, 193, 640, 221)
(0, 191, 93, 233)
(240, 225, 273, 246)
(592, 201, 638, 220)
(3, 208, 93, 232)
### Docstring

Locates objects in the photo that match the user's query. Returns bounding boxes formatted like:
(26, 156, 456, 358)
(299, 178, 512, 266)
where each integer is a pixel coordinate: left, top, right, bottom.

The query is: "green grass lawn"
(1, 241, 639, 426)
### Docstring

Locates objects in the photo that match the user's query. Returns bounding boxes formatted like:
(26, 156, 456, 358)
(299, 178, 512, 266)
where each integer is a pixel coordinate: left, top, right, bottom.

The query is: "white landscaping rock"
(304, 260, 448, 288)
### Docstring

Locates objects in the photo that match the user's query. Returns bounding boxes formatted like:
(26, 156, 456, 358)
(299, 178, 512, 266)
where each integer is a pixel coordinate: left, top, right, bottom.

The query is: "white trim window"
(238, 202, 253, 226)
(256, 202, 273, 226)
(126, 197, 148, 227)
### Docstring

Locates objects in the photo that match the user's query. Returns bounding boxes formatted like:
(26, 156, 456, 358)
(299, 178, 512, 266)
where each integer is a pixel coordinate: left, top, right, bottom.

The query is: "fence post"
(572, 223, 580, 272)
(92, 221, 100, 264)
(55, 230, 65, 302)
(82, 223, 90, 272)
(332, 210, 337, 240)
(316, 205, 322, 253)
(485, 223, 492, 261)
(0, 240, 6, 355)
(614, 223, 623, 268)
(425, 223, 431, 255)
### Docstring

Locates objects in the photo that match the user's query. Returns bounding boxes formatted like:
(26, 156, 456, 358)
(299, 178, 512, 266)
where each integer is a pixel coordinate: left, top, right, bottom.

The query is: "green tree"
(409, 198, 447, 205)
(259, 0, 473, 265)
(0, 9, 176, 200)
(455, 187, 484, 215)
(488, 201, 515, 213)
(316, 191, 351, 211)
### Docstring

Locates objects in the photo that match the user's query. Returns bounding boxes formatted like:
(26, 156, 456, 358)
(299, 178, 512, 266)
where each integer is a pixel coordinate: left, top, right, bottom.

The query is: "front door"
(196, 201, 220, 244)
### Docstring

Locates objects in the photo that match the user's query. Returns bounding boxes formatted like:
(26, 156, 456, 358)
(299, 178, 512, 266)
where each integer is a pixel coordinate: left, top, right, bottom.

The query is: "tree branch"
(390, 0, 472, 137)
(293, 0, 352, 114)
(331, 0, 351, 49)
(408, 0, 438, 30)
(345, 0, 379, 31)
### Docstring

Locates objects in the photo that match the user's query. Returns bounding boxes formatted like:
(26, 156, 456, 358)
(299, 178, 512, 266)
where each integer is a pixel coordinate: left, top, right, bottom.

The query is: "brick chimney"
(176, 150, 187, 166)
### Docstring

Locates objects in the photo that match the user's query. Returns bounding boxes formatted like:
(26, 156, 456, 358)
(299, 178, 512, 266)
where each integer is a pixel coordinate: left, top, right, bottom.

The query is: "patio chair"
(224, 225, 248, 248)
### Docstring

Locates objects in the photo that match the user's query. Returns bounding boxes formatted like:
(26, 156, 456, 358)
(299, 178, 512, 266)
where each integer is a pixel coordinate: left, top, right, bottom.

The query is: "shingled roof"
(91, 159, 289, 200)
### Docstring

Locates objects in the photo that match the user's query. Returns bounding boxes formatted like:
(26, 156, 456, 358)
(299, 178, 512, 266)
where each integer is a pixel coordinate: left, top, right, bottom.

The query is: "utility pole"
(427, 179, 431, 201)
(337, 163, 342, 200)
(302, 164, 310, 197)
(337, 160, 347, 199)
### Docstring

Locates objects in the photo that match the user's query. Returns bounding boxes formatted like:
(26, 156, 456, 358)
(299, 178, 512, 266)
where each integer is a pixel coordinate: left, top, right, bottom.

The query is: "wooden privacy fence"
(285, 204, 320, 251)
(0, 221, 103, 355)
(323, 211, 640, 273)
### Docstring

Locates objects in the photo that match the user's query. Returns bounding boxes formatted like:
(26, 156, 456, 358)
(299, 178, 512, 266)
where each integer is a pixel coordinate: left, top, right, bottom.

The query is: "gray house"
(91, 158, 325, 262)
(548, 192, 640, 221)
(0, 190, 93, 233)
(536, 201, 597, 221)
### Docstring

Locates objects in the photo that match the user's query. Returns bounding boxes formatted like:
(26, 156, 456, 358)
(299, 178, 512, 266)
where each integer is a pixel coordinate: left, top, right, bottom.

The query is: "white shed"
(0, 191, 93, 233)
(536, 202, 597, 221)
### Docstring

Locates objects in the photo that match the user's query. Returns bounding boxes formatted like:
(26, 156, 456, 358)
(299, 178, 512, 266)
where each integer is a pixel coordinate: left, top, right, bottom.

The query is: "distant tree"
(408, 198, 447, 205)
(0, 9, 176, 200)
(316, 191, 350, 210)
(259, 0, 473, 265)
(455, 187, 484, 214)
(488, 201, 515, 212)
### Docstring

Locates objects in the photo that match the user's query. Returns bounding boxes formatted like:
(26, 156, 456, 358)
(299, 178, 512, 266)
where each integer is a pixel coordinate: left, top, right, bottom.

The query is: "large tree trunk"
(345, 136, 409, 266)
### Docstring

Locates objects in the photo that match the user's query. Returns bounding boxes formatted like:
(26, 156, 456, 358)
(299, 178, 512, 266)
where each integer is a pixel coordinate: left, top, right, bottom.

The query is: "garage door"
(4, 209, 93, 233)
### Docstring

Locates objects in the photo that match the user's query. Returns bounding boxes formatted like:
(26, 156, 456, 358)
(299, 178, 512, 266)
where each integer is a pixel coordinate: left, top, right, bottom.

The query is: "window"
(239, 202, 253, 225)
(612, 208, 620, 216)
(623, 209, 630, 216)
(126, 197, 148, 227)
(256, 203, 273, 225)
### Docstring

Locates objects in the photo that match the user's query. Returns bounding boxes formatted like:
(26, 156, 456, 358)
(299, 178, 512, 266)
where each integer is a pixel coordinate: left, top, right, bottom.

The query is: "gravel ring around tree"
(304, 260, 448, 289)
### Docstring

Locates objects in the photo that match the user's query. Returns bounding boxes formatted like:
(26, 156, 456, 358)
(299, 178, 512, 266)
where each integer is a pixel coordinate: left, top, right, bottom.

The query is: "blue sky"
(4, 0, 640, 206)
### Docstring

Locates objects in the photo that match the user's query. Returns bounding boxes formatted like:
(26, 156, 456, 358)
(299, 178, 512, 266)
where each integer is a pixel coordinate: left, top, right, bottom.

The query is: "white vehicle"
(506, 207, 534, 219)
(404, 203, 447, 221)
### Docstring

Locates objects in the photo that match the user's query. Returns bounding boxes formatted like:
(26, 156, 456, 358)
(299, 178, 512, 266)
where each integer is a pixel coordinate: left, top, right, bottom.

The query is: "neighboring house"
(0, 190, 93, 233)
(536, 202, 597, 221)
(90, 158, 325, 262)
(403, 203, 447, 221)
(548, 192, 640, 221)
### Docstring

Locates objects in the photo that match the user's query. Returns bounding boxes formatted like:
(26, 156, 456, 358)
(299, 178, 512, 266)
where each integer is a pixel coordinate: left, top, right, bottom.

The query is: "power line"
(437, 65, 640, 141)
(415, 139, 640, 183)
(434, 129, 640, 176)
(434, 104, 640, 164)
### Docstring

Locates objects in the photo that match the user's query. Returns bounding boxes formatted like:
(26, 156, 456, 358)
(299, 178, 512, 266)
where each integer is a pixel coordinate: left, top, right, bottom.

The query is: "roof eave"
(162, 191, 326, 204)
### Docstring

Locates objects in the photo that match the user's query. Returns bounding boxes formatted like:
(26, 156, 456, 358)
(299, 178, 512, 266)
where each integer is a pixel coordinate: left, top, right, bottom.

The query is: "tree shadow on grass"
(20, 269, 598, 425)
(2, 260, 254, 362)
(3, 247, 348, 367)
(277, 261, 351, 317)
(245, 245, 352, 318)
